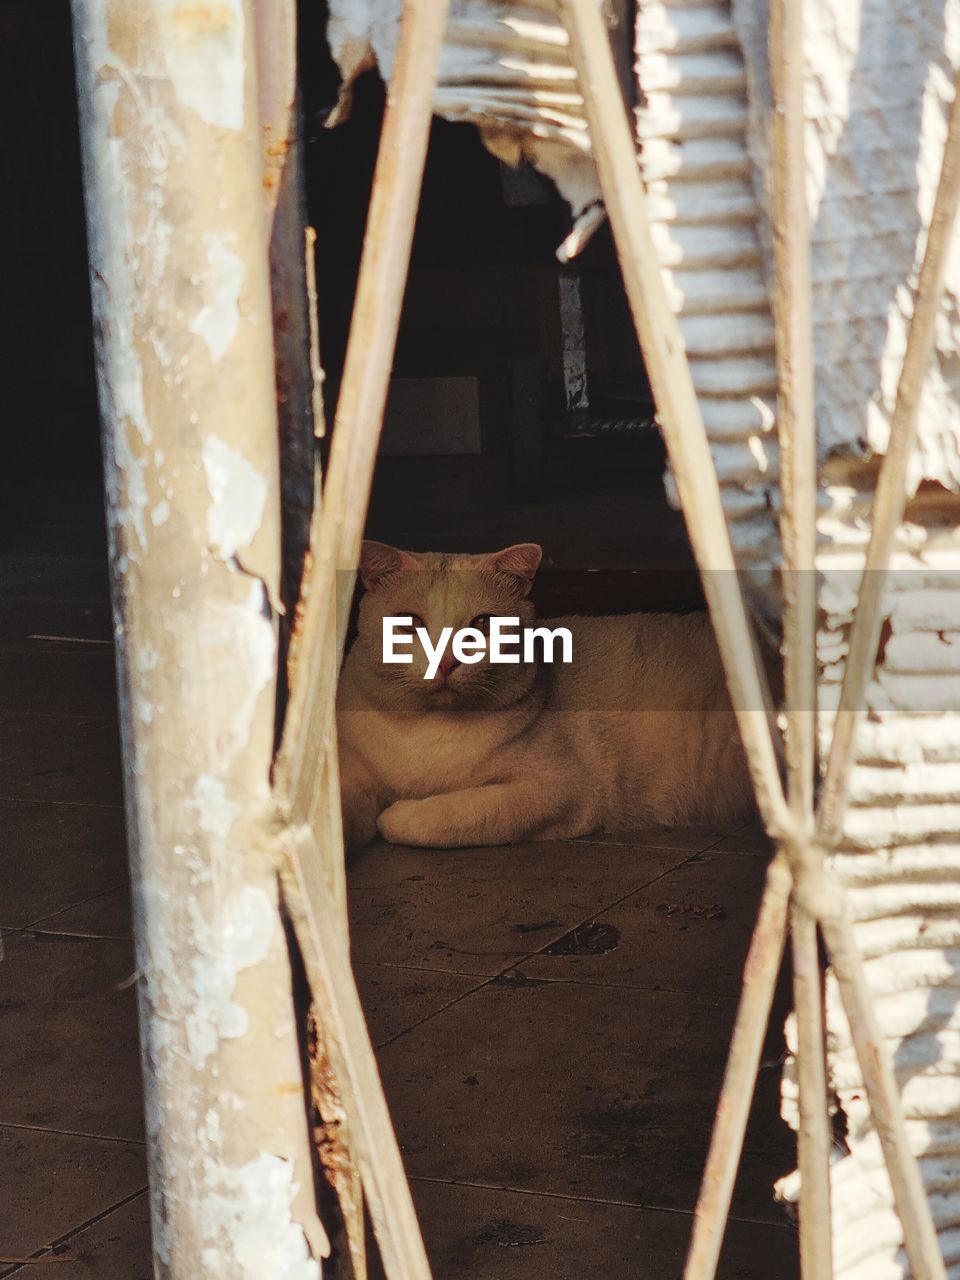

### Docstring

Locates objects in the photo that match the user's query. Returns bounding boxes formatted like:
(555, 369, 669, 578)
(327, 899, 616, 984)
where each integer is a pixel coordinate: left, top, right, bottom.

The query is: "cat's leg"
(378, 782, 576, 848)
(339, 748, 386, 853)
(343, 788, 381, 853)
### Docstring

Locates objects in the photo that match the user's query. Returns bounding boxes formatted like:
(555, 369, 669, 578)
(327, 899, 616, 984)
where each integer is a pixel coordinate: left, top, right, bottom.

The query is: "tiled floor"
(0, 484, 799, 1278)
(354, 830, 799, 1279)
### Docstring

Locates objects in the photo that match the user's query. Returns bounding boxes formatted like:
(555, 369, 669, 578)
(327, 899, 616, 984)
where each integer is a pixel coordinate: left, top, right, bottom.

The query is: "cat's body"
(337, 542, 754, 851)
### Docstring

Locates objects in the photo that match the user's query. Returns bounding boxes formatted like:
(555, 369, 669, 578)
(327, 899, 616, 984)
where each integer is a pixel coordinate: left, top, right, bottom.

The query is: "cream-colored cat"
(337, 541, 754, 851)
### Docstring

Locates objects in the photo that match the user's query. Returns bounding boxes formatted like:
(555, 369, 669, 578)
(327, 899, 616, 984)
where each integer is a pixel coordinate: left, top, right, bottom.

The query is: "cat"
(336, 540, 755, 851)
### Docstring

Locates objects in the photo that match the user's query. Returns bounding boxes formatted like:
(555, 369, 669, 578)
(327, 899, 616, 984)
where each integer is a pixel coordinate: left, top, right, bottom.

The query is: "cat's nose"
(436, 653, 460, 681)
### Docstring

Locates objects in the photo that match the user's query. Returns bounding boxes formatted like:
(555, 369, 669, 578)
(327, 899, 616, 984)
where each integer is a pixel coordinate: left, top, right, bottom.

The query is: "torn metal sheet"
(323, 0, 608, 215)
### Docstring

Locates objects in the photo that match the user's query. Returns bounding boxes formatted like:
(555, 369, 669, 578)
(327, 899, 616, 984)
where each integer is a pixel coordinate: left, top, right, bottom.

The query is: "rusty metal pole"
(252, 7, 365, 1274)
(254, 0, 319, 625)
(72, 3, 328, 1275)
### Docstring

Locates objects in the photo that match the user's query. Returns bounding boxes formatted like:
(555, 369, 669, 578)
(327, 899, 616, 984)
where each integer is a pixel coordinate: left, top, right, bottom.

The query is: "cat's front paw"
(378, 797, 455, 847)
(377, 799, 424, 846)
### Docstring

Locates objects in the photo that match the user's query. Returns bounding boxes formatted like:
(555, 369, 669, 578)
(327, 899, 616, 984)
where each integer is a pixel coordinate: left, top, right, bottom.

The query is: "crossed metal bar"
(270, 0, 960, 1275)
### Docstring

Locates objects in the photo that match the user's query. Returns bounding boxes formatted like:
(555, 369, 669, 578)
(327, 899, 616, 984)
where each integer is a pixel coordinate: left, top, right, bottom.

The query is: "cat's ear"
(359, 541, 416, 591)
(489, 543, 542, 597)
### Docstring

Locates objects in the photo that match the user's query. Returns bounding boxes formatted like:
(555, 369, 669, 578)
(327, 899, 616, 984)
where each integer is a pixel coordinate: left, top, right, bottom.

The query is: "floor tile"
(0, 713, 123, 807)
(375, 978, 793, 1223)
(1, 479, 107, 548)
(31, 887, 132, 940)
(573, 825, 730, 851)
(355, 962, 485, 1047)
(710, 822, 773, 857)
(0, 932, 143, 1141)
(3, 1192, 151, 1279)
(0, 651, 117, 719)
(0, 800, 127, 930)
(348, 840, 692, 976)
(1, 521, 108, 563)
(0, 599, 112, 652)
(371, 1178, 799, 1280)
(0, 554, 109, 604)
(0, 1127, 145, 1278)
(516, 848, 768, 997)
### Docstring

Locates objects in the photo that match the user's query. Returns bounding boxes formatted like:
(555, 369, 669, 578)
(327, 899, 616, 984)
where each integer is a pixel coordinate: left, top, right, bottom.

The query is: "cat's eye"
(394, 613, 424, 632)
(470, 614, 491, 633)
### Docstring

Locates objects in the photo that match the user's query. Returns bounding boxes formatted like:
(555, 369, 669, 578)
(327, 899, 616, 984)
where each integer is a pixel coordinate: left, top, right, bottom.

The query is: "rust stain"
(310, 1038, 351, 1187)
(306, 1012, 365, 1272)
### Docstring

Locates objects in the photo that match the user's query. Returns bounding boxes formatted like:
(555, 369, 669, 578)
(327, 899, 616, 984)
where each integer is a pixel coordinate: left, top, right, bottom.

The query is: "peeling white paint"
(614, 4, 960, 1265)
(80, 59, 160, 562)
(746, 434, 770, 473)
(202, 436, 267, 560)
(191, 582, 276, 768)
(184, 884, 276, 1069)
(741, 16, 960, 1264)
(189, 233, 245, 362)
(204, 1107, 222, 1146)
(110, 412, 150, 554)
(198, 1153, 321, 1278)
(193, 773, 241, 840)
(160, 0, 246, 132)
(735, 0, 960, 491)
(805, 422, 960, 1271)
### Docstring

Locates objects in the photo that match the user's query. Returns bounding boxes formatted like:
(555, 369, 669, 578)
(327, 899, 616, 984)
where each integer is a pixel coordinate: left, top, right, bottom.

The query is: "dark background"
(1, 0, 701, 609)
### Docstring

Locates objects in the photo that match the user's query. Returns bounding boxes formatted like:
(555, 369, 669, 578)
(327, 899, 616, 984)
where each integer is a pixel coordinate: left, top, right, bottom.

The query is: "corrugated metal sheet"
(790, 501, 960, 1279)
(645, 2, 960, 1265)
(634, 0, 782, 619)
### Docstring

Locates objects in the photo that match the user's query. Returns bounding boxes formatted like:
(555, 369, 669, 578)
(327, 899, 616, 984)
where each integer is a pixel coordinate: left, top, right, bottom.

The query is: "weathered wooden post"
(71, 3, 328, 1274)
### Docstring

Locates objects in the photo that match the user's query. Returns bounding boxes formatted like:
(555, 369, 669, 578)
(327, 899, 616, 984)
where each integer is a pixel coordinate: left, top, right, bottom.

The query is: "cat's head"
(349, 541, 543, 712)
